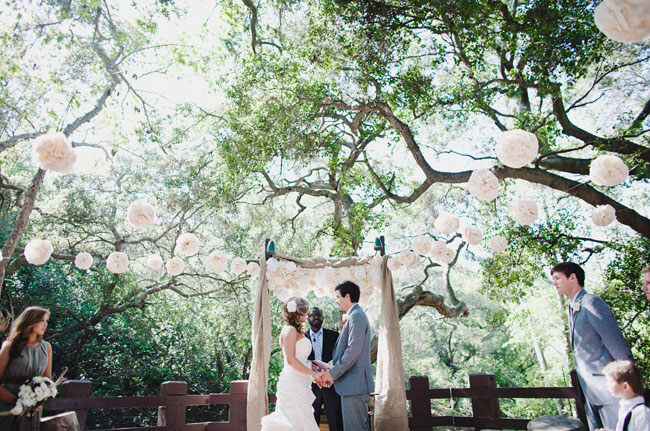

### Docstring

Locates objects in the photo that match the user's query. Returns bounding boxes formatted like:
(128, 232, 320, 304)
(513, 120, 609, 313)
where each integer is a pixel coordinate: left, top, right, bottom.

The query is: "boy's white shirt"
(616, 395, 650, 431)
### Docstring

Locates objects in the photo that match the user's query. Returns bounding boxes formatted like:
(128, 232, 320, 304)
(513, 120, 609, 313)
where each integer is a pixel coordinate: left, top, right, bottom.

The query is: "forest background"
(1, 0, 649, 428)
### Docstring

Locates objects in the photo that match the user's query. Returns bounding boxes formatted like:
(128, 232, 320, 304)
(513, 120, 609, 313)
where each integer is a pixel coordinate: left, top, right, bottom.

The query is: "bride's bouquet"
(1, 369, 67, 417)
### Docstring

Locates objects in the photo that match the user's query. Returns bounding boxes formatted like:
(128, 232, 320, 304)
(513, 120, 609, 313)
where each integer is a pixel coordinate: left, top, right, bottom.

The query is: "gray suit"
(569, 289, 633, 430)
(330, 304, 374, 431)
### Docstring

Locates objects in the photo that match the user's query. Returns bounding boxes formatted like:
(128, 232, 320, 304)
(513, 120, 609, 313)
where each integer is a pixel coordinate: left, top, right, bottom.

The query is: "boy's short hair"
(335, 281, 361, 303)
(603, 360, 644, 395)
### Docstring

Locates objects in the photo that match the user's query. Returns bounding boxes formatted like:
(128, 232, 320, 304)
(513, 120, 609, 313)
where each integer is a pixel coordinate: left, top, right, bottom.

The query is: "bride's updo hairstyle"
(283, 297, 309, 334)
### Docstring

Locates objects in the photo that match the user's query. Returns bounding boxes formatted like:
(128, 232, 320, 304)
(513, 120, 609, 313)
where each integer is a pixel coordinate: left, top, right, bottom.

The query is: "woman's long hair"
(6, 306, 49, 359)
(283, 297, 309, 334)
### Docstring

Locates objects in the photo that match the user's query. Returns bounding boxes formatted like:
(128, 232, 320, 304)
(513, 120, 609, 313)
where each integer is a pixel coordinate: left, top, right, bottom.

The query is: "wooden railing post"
(157, 381, 187, 428)
(469, 373, 499, 429)
(407, 376, 432, 431)
(570, 370, 588, 429)
(59, 380, 92, 431)
(227, 380, 248, 431)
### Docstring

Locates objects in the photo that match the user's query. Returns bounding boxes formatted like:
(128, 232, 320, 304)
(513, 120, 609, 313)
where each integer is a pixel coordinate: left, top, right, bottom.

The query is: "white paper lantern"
(589, 155, 629, 186)
(166, 257, 185, 276)
(595, 0, 650, 43)
(467, 169, 499, 201)
(146, 254, 163, 270)
(412, 235, 433, 256)
(106, 251, 129, 274)
(592, 204, 616, 226)
(32, 132, 77, 173)
(511, 199, 539, 225)
(24, 239, 54, 265)
(489, 236, 508, 253)
(74, 252, 93, 270)
(206, 250, 228, 273)
(462, 226, 483, 246)
(231, 257, 247, 275)
(496, 129, 538, 168)
(127, 200, 156, 228)
(434, 212, 459, 234)
(175, 233, 200, 256)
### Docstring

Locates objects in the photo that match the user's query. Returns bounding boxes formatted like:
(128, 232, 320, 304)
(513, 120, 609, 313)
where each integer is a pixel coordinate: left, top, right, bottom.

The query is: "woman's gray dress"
(0, 341, 48, 430)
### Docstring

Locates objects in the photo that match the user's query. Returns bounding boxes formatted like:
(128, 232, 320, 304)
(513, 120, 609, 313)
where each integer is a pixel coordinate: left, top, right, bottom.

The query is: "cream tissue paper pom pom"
(467, 169, 500, 201)
(247, 261, 261, 277)
(127, 200, 156, 228)
(496, 129, 538, 168)
(175, 233, 200, 256)
(595, 0, 650, 43)
(231, 257, 247, 275)
(489, 236, 508, 253)
(511, 199, 538, 225)
(24, 239, 54, 265)
(32, 132, 77, 173)
(434, 212, 459, 234)
(106, 251, 129, 273)
(439, 246, 456, 264)
(206, 250, 228, 273)
(387, 257, 402, 272)
(397, 250, 418, 268)
(75, 252, 93, 270)
(412, 235, 433, 256)
(589, 155, 629, 186)
(592, 204, 616, 227)
(147, 254, 163, 270)
(462, 226, 483, 246)
(430, 240, 447, 257)
(166, 257, 184, 276)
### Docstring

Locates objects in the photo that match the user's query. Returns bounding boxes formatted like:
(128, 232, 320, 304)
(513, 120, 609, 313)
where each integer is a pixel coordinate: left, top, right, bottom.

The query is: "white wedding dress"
(261, 335, 319, 431)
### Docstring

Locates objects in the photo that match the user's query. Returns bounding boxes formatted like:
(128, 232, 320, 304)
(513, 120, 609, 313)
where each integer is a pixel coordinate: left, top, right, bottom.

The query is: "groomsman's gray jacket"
(570, 289, 633, 405)
(329, 304, 374, 396)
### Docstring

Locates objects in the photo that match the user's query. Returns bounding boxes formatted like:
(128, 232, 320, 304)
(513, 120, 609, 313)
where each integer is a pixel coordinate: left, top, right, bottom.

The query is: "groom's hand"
(322, 371, 334, 387)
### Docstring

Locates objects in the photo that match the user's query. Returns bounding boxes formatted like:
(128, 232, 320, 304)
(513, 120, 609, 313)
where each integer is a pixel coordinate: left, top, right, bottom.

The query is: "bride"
(261, 297, 326, 431)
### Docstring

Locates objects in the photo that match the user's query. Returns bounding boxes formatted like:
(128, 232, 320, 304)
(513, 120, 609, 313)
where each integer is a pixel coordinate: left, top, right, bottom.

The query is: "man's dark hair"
(551, 262, 585, 287)
(308, 307, 322, 315)
(335, 281, 360, 303)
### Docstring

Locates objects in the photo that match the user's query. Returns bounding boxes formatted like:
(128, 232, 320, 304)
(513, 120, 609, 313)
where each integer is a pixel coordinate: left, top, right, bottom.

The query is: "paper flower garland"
(496, 129, 538, 168)
(106, 251, 129, 273)
(74, 252, 93, 270)
(467, 169, 499, 201)
(32, 132, 77, 173)
(589, 155, 629, 186)
(175, 233, 200, 256)
(462, 226, 483, 245)
(594, 0, 650, 43)
(24, 240, 54, 265)
(166, 257, 184, 276)
(147, 254, 163, 270)
(592, 204, 616, 226)
(489, 236, 508, 253)
(511, 199, 539, 225)
(127, 200, 156, 228)
(434, 212, 459, 234)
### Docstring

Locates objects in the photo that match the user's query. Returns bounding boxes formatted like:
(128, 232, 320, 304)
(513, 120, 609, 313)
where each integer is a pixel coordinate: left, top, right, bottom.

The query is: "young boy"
(602, 360, 650, 431)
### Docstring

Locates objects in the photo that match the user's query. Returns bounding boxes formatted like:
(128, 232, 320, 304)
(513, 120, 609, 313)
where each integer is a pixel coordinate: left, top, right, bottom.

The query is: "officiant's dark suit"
(307, 308, 344, 431)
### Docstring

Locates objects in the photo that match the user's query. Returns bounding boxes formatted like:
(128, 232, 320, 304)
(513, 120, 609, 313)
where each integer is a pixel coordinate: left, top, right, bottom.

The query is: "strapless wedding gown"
(261, 336, 319, 431)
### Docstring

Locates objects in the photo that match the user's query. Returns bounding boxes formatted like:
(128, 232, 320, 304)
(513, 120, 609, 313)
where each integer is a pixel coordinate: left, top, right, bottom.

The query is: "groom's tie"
(312, 332, 322, 362)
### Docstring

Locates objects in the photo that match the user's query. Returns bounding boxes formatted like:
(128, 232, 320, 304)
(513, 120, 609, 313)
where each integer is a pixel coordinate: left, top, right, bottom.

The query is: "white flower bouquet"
(1, 370, 66, 417)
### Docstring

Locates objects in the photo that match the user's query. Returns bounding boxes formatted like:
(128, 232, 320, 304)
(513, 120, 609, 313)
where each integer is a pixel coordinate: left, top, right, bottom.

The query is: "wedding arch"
(246, 239, 408, 431)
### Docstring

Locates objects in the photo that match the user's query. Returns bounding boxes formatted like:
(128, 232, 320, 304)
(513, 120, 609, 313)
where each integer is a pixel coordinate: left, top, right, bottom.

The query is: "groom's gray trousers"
(341, 394, 370, 431)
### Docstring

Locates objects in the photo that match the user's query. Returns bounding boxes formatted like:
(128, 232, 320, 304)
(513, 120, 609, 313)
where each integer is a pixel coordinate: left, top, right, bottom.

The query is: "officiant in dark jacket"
(308, 307, 343, 431)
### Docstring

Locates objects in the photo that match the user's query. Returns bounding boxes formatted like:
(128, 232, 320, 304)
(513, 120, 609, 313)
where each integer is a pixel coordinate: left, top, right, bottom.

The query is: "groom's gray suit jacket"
(329, 304, 374, 396)
(570, 289, 632, 405)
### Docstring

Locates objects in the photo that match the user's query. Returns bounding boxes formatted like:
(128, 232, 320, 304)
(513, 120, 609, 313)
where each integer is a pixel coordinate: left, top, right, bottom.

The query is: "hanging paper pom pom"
(206, 250, 228, 273)
(462, 226, 483, 246)
(75, 252, 93, 270)
(434, 212, 459, 235)
(247, 261, 261, 277)
(176, 233, 200, 256)
(106, 251, 129, 273)
(127, 200, 156, 228)
(412, 235, 433, 256)
(32, 132, 77, 173)
(165, 257, 185, 276)
(589, 155, 629, 186)
(496, 129, 538, 168)
(24, 239, 54, 265)
(387, 257, 402, 272)
(594, 0, 650, 43)
(592, 204, 616, 227)
(439, 246, 456, 264)
(397, 250, 418, 268)
(489, 236, 508, 253)
(467, 169, 499, 201)
(231, 257, 247, 275)
(511, 199, 539, 225)
(147, 254, 163, 270)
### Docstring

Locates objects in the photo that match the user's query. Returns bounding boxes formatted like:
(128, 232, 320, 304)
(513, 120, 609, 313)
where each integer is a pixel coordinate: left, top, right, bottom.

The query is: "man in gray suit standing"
(322, 280, 374, 431)
(551, 262, 633, 431)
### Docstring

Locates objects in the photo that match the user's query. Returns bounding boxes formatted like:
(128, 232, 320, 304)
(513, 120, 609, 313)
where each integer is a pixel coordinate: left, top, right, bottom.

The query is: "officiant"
(308, 307, 343, 431)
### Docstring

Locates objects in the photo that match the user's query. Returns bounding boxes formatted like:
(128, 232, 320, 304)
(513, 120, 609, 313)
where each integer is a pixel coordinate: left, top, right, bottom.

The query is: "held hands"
(314, 371, 334, 388)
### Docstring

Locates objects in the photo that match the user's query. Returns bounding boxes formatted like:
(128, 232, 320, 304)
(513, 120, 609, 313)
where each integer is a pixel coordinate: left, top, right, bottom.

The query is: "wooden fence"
(45, 371, 595, 431)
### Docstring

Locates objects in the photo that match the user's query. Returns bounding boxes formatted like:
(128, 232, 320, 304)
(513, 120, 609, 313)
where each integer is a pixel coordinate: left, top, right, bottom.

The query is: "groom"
(322, 281, 374, 431)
